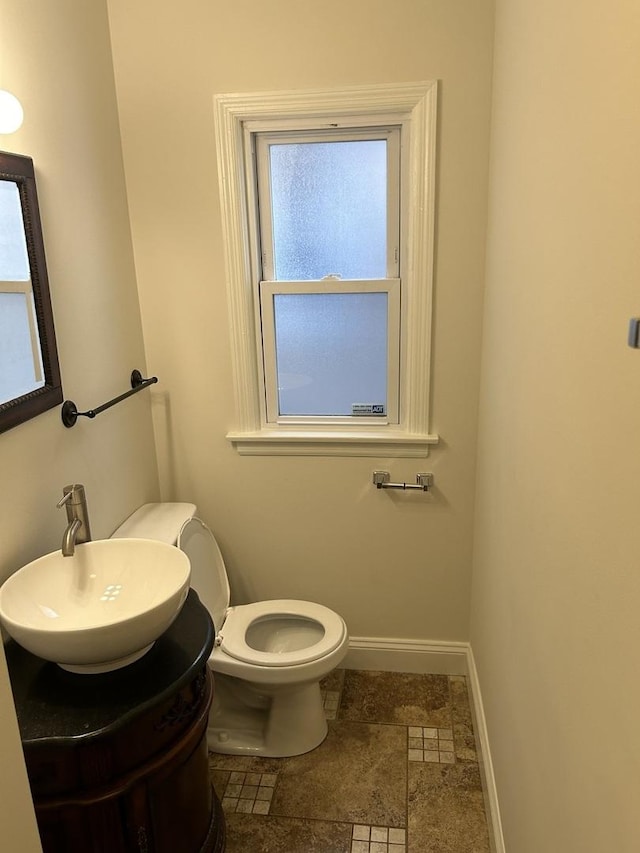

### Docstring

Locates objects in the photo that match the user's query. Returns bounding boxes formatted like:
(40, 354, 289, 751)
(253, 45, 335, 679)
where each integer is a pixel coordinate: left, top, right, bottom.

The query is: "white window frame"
(214, 82, 439, 457)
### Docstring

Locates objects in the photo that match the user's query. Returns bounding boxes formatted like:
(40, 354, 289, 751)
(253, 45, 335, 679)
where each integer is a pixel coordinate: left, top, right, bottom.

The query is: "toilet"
(111, 502, 349, 757)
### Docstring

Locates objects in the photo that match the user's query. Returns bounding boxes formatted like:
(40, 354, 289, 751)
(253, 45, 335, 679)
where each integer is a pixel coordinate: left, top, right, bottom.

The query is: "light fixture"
(0, 89, 24, 133)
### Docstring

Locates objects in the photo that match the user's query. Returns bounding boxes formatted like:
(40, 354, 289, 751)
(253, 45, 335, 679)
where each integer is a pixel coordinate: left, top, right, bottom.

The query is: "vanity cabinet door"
(145, 734, 219, 853)
(31, 668, 225, 853)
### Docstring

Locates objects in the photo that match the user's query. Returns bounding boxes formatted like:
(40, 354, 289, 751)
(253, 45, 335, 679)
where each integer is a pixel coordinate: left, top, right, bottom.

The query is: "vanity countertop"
(4, 588, 214, 745)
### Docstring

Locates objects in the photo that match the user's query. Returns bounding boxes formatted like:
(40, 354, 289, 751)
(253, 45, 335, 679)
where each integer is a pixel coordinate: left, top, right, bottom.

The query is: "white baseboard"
(343, 636, 505, 853)
(466, 646, 506, 853)
(343, 636, 469, 675)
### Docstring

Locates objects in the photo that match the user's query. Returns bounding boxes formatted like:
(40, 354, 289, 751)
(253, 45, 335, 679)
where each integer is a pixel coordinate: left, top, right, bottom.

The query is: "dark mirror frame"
(0, 151, 62, 434)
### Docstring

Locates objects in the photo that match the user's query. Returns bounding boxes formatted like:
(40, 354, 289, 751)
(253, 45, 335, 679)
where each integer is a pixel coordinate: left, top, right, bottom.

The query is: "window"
(214, 82, 439, 456)
(256, 127, 400, 424)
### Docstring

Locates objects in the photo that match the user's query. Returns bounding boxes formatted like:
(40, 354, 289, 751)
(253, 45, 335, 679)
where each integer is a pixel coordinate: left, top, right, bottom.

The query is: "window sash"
(255, 127, 401, 282)
(259, 278, 400, 425)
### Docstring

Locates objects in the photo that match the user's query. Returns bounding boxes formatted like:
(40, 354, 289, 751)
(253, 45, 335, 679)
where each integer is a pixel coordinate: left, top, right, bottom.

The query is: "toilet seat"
(220, 600, 346, 667)
(177, 516, 230, 634)
(175, 516, 347, 669)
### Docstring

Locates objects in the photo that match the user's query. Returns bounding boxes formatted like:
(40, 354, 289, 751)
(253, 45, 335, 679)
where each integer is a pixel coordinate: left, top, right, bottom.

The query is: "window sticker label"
(352, 403, 386, 416)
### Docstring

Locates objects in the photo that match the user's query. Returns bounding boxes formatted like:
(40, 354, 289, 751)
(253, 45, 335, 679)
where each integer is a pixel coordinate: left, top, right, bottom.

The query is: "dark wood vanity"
(5, 590, 225, 853)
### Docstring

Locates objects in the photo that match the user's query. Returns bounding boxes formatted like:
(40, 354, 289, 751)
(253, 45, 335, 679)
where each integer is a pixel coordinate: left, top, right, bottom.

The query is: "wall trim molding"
(466, 646, 507, 853)
(343, 635, 469, 675)
(343, 636, 505, 853)
(213, 81, 439, 456)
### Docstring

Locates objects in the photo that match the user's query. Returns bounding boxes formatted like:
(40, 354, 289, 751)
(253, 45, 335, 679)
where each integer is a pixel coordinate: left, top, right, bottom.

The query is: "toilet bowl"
(111, 503, 349, 757)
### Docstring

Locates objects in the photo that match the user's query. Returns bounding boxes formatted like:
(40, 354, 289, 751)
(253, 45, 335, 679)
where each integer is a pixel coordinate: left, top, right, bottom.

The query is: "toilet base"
(207, 673, 328, 757)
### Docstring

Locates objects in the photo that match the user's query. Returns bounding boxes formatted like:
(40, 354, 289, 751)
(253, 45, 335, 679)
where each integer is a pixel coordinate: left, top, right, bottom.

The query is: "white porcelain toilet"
(111, 502, 349, 757)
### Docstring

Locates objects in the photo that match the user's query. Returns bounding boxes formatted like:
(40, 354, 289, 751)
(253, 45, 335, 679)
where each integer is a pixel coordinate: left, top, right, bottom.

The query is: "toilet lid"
(220, 600, 346, 667)
(177, 517, 230, 633)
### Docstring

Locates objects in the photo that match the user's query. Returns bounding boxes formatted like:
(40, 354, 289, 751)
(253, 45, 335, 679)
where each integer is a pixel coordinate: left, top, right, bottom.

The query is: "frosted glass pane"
(0, 181, 30, 280)
(269, 140, 387, 280)
(0, 292, 43, 403)
(273, 292, 387, 416)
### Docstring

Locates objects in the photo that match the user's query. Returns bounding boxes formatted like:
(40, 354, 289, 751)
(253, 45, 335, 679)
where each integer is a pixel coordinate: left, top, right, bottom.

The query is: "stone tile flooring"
(209, 670, 491, 853)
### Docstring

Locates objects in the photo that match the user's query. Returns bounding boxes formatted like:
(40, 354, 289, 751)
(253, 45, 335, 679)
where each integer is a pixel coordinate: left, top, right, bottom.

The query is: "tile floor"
(208, 670, 491, 853)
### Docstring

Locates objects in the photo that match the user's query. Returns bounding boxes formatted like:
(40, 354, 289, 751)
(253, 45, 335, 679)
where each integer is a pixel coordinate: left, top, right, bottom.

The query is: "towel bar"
(61, 370, 158, 428)
(372, 471, 434, 492)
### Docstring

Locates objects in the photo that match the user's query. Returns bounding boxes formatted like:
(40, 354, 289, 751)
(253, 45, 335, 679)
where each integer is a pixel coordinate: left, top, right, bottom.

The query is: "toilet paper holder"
(372, 471, 434, 492)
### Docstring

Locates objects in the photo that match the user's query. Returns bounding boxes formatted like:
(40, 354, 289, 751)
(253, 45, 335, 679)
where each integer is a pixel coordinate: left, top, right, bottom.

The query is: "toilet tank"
(111, 503, 197, 544)
(111, 503, 230, 633)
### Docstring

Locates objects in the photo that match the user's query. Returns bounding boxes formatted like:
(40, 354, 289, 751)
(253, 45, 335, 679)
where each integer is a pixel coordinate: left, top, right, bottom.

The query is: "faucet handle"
(56, 490, 73, 508)
(56, 484, 85, 508)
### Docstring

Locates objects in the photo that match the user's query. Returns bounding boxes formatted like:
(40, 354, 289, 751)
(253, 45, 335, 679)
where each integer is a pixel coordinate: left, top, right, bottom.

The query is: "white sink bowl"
(0, 539, 191, 674)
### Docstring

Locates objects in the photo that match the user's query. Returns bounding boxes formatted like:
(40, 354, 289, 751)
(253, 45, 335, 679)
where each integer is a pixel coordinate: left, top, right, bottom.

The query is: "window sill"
(226, 429, 440, 457)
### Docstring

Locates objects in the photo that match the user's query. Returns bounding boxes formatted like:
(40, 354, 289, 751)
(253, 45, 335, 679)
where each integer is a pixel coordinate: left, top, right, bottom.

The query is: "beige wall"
(471, 0, 640, 849)
(107, 0, 495, 640)
(0, 0, 159, 847)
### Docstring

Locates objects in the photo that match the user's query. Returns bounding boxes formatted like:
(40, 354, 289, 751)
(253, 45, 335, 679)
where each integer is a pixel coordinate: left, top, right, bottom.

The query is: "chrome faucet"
(57, 484, 92, 556)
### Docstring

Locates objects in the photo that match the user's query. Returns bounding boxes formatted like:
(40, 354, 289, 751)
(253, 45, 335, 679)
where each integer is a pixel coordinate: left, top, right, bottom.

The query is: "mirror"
(0, 151, 62, 433)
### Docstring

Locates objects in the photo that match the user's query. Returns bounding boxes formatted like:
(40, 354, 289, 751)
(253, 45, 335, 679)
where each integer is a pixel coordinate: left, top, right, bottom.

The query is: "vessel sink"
(0, 539, 191, 674)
